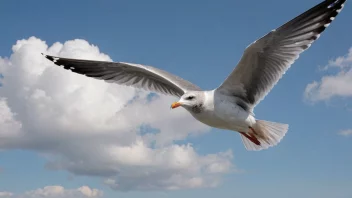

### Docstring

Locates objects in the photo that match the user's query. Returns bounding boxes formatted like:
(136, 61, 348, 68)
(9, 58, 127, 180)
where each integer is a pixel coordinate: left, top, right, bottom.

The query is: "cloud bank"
(0, 185, 102, 198)
(304, 47, 352, 102)
(0, 37, 234, 191)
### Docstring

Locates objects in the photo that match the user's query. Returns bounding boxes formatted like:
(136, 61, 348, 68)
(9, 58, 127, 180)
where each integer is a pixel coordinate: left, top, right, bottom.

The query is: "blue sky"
(0, 0, 352, 198)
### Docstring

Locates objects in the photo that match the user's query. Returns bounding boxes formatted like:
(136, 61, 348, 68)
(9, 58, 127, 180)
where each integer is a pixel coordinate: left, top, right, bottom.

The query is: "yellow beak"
(171, 102, 181, 109)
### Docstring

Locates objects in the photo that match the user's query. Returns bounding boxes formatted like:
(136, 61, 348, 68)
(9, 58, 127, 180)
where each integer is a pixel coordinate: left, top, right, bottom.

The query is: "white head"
(170, 91, 205, 114)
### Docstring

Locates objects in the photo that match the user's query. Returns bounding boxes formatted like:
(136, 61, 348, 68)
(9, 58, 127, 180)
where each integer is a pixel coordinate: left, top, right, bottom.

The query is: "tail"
(240, 120, 289, 151)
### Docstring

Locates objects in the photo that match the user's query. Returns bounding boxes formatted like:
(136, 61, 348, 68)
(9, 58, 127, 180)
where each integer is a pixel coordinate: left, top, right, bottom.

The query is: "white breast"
(191, 90, 256, 132)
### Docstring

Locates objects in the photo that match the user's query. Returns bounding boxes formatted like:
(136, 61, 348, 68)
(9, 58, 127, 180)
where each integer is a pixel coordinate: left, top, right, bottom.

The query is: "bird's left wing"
(217, 0, 346, 108)
(43, 54, 202, 97)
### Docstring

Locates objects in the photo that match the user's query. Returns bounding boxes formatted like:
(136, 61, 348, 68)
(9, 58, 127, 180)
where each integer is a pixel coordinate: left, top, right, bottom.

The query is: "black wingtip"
(42, 53, 56, 62)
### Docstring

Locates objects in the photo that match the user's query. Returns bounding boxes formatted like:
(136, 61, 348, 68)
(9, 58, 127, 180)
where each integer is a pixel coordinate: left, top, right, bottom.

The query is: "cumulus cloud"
(0, 185, 102, 198)
(304, 47, 352, 102)
(0, 192, 13, 197)
(338, 129, 352, 137)
(0, 98, 22, 141)
(0, 37, 234, 191)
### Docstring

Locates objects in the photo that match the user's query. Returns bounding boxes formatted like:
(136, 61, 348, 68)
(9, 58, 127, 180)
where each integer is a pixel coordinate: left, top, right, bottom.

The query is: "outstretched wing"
(43, 54, 202, 97)
(217, 0, 346, 108)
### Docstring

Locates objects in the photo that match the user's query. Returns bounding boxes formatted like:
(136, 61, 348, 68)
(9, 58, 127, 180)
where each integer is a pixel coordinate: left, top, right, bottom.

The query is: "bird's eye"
(186, 96, 195, 100)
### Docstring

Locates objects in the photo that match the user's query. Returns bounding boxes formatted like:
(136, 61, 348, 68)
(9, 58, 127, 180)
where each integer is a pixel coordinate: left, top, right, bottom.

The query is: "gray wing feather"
(217, 0, 346, 108)
(43, 54, 202, 97)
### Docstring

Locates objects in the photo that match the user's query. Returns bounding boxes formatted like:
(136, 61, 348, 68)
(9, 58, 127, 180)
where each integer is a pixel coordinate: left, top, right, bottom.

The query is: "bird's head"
(171, 91, 205, 114)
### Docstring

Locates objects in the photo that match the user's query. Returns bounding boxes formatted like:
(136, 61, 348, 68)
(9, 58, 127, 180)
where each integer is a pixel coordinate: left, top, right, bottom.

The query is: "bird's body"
(187, 90, 255, 133)
(42, 0, 347, 151)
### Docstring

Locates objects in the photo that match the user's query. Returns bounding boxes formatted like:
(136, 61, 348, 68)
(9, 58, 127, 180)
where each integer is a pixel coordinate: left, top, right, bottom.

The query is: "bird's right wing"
(43, 54, 202, 97)
(217, 0, 346, 108)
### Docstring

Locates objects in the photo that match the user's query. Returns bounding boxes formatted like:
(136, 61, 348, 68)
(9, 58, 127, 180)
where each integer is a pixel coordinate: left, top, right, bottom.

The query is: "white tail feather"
(240, 120, 289, 151)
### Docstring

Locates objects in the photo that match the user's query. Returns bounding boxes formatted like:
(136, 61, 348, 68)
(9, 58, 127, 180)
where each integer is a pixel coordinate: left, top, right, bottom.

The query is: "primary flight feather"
(43, 0, 347, 151)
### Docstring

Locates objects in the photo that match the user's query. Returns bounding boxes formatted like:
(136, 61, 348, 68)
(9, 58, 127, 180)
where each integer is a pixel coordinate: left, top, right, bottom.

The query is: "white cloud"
(304, 47, 352, 102)
(339, 129, 352, 137)
(0, 192, 13, 197)
(0, 185, 102, 198)
(0, 37, 234, 191)
(0, 98, 22, 139)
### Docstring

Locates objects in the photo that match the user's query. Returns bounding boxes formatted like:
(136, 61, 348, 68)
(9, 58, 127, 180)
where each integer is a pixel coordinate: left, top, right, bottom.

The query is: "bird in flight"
(43, 0, 347, 151)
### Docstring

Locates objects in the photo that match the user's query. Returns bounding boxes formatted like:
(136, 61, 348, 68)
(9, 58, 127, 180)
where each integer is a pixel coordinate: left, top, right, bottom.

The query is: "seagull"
(43, 0, 346, 151)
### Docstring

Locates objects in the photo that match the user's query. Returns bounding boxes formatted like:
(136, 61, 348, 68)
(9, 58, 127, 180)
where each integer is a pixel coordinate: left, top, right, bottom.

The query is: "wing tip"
(41, 53, 49, 60)
(41, 53, 61, 64)
(292, 0, 347, 50)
